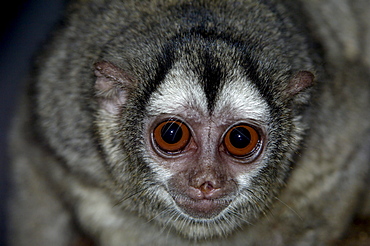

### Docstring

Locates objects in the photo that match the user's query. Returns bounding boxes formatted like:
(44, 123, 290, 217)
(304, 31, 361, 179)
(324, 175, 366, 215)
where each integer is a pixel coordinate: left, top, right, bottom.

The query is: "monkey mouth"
(173, 195, 232, 219)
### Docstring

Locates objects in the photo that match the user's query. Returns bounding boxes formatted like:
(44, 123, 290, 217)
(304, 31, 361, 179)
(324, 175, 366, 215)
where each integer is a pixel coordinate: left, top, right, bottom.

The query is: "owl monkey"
(8, 0, 370, 245)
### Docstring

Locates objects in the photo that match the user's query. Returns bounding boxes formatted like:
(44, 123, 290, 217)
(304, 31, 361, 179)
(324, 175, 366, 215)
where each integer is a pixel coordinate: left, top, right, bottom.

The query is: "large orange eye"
(224, 124, 260, 157)
(153, 119, 191, 153)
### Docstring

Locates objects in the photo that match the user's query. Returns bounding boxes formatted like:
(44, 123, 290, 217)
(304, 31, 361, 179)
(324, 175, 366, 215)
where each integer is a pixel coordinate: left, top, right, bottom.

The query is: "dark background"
(0, 1, 65, 245)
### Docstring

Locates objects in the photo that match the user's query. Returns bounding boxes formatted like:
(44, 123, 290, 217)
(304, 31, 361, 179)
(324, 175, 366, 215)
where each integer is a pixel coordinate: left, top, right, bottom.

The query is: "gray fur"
(8, 0, 370, 245)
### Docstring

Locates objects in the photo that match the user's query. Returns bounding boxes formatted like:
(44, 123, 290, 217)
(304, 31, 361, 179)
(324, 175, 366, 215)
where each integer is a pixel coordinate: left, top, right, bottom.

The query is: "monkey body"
(8, 0, 370, 245)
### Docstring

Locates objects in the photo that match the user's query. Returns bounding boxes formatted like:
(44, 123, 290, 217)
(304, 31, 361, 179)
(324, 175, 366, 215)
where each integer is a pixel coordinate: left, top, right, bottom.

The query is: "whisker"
(243, 188, 273, 217)
(162, 210, 182, 237)
(274, 196, 303, 221)
(113, 188, 146, 207)
(227, 206, 253, 226)
(147, 205, 172, 223)
(114, 181, 159, 207)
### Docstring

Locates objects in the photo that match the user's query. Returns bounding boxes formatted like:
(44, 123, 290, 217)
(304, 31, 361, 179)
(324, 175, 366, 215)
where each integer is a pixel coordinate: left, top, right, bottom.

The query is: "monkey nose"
(200, 181, 215, 194)
(196, 181, 223, 199)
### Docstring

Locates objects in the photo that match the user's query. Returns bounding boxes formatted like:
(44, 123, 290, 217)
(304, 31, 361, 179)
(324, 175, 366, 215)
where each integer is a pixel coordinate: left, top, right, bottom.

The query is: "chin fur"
(125, 181, 271, 241)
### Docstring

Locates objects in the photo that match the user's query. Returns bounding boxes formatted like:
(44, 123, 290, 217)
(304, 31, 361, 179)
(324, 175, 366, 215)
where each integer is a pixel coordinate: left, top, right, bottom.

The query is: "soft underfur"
(8, 0, 370, 245)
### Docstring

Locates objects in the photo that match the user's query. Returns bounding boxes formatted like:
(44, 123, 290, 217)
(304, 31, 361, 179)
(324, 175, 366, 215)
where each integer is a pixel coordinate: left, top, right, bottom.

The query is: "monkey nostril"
(200, 181, 214, 193)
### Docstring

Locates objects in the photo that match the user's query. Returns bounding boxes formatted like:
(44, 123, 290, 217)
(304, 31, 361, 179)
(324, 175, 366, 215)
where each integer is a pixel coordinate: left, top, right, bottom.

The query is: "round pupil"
(229, 127, 251, 149)
(161, 122, 183, 144)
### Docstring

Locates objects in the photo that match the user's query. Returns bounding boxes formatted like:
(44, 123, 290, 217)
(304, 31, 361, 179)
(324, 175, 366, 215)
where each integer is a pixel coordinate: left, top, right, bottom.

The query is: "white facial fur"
(147, 63, 270, 122)
(146, 63, 209, 120)
(145, 62, 271, 193)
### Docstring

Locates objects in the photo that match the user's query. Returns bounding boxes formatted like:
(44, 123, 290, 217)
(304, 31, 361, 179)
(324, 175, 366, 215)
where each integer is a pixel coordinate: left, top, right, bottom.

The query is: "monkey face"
(143, 62, 270, 222)
(94, 44, 314, 239)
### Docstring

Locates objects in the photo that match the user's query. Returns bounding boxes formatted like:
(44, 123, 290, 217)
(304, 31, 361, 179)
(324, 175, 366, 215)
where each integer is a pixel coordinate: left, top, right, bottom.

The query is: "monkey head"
(93, 33, 315, 240)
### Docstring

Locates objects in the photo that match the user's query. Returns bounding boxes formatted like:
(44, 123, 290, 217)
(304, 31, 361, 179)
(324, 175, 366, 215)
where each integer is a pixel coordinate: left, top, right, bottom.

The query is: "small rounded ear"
(286, 71, 315, 96)
(94, 61, 134, 114)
